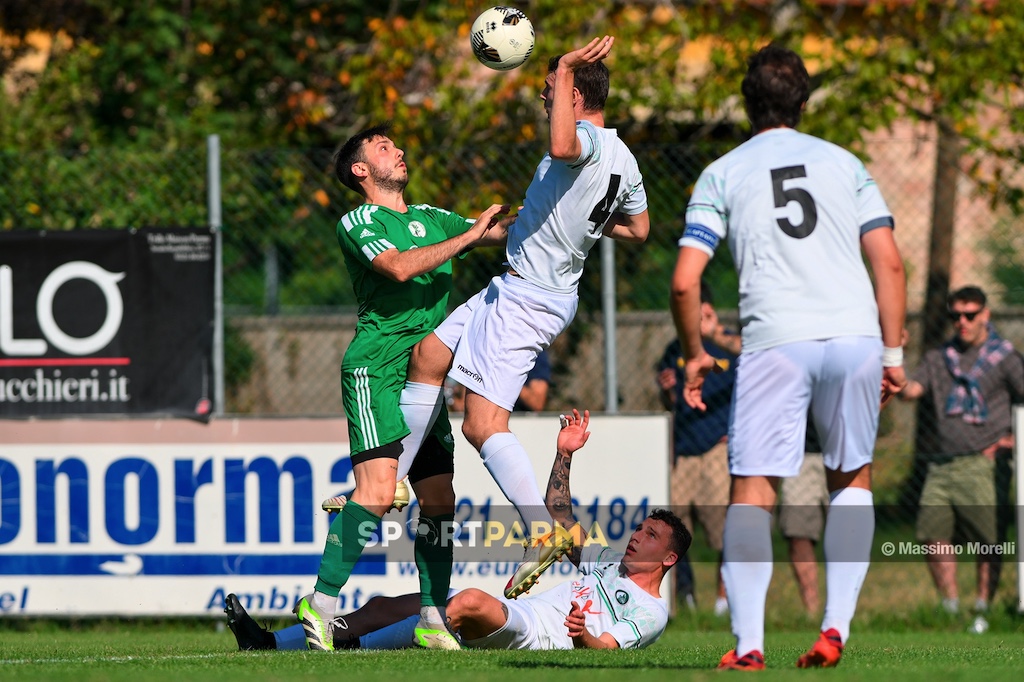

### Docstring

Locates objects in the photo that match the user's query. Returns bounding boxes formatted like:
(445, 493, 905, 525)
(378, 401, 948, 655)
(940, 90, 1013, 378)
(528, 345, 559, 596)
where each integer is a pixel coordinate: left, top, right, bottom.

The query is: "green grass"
(2, 546, 1021, 681)
(2, 622, 1023, 682)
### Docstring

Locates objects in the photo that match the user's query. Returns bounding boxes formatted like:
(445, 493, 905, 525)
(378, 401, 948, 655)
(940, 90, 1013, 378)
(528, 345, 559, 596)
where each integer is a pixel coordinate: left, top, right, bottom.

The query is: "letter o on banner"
(105, 458, 159, 545)
(36, 261, 126, 355)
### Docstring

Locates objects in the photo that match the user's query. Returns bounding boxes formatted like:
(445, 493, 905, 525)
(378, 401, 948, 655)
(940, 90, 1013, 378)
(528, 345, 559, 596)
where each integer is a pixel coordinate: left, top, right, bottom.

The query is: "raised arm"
(545, 408, 590, 567)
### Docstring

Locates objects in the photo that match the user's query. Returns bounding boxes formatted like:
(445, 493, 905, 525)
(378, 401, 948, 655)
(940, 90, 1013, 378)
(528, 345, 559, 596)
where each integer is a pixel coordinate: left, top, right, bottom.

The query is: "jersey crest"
(408, 221, 426, 238)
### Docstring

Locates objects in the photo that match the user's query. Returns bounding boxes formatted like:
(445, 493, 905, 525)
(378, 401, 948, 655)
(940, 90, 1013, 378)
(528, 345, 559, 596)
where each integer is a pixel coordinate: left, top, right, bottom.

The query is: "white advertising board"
(0, 413, 670, 617)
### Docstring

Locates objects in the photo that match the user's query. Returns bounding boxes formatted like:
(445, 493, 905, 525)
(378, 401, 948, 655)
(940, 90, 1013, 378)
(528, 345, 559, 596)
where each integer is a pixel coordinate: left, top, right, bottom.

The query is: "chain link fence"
(2, 131, 1022, 612)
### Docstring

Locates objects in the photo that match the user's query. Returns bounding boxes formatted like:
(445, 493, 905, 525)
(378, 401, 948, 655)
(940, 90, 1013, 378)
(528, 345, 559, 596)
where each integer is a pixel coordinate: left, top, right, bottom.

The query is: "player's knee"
(460, 420, 490, 451)
(448, 588, 488, 618)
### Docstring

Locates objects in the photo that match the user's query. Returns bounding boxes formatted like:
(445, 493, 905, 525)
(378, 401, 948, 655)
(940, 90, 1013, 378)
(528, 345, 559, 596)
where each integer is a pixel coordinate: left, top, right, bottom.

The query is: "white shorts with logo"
(729, 337, 882, 477)
(435, 273, 577, 411)
(463, 598, 569, 650)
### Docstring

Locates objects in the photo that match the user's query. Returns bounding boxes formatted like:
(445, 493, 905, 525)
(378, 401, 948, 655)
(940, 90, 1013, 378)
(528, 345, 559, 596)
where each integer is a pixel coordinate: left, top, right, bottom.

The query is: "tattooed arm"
(545, 408, 591, 567)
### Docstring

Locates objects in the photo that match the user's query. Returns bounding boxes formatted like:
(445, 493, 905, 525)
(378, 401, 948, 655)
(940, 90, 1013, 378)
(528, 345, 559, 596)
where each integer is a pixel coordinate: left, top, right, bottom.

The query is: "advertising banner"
(0, 228, 215, 420)
(0, 414, 670, 617)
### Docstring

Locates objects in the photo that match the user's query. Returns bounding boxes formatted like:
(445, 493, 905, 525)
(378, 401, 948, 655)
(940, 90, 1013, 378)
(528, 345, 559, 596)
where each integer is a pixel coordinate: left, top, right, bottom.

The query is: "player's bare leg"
(462, 391, 571, 598)
(446, 588, 512, 641)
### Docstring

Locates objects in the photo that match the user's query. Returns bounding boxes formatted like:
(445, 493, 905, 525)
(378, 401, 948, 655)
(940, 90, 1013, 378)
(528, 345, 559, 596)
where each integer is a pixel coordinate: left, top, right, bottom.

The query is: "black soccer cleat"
(224, 593, 276, 650)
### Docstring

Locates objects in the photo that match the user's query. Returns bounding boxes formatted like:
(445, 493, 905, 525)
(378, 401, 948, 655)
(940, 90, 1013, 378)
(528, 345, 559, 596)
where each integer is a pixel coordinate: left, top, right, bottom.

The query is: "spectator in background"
(898, 285, 1024, 622)
(778, 419, 830, 616)
(515, 349, 552, 412)
(447, 350, 553, 414)
(656, 280, 739, 616)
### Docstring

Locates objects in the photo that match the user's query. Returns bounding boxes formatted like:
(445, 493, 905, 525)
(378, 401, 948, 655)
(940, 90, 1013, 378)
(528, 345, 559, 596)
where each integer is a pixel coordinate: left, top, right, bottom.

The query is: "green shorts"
(341, 360, 453, 462)
(915, 454, 997, 545)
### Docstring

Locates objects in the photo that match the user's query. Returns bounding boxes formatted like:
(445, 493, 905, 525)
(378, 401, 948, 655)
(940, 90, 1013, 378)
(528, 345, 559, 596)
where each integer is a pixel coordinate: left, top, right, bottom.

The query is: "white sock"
(721, 504, 773, 657)
(821, 486, 874, 643)
(480, 432, 549, 534)
(360, 614, 419, 650)
(419, 604, 447, 626)
(274, 623, 308, 650)
(312, 590, 336, 615)
(396, 382, 444, 480)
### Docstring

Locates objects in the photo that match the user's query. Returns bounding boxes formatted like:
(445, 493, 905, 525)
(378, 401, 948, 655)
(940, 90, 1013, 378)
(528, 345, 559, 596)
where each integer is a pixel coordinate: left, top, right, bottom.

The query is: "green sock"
(314, 500, 381, 597)
(415, 512, 454, 607)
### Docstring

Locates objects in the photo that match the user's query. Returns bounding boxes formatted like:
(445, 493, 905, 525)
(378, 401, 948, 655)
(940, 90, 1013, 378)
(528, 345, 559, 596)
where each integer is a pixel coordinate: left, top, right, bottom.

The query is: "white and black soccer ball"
(470, 6, 535, 71)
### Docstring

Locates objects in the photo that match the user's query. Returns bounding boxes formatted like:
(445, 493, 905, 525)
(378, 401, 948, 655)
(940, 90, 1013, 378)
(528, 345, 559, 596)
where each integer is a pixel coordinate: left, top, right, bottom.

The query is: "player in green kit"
(295, 122, 511, 652)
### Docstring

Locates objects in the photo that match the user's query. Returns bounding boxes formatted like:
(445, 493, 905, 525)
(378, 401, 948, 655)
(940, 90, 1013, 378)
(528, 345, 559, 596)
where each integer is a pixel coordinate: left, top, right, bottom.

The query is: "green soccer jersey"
(336, 202, 473, 370)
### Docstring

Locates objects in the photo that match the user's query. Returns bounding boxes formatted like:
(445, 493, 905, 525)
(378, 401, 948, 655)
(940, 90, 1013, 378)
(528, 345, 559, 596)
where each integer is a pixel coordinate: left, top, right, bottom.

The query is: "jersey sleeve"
(680, 166, 727, 256)
(417, 204, 473, 239)
(337, 206, 394, 265)
(604, 602, 668, 649)
(854, 162, 895, 234)
(620, 167, 648, 216)
(568, 120, 599, 169)
(577, 543, 622, 575)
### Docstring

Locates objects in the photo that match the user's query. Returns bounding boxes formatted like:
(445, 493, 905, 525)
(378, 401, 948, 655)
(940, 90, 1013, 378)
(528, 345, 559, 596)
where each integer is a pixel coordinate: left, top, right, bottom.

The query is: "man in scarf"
(899, 285, 1024, 620)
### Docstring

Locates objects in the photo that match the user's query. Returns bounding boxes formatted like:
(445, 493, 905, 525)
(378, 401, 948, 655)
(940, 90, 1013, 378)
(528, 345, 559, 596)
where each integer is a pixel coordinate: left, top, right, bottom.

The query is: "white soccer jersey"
(508, 121, 648, 294)
(519, 544, 668, 649)
(681, 128, 894, 352)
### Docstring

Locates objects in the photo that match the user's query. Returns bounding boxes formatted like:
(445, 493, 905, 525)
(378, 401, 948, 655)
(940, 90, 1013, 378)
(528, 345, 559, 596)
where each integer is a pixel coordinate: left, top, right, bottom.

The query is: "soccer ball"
(470, 6, 535, 71)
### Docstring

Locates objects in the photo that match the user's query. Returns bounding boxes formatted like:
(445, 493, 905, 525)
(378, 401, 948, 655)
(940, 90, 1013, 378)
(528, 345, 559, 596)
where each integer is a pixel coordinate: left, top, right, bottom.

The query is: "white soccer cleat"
(321, 478, 411, 514)
(503, 523, 574, 599)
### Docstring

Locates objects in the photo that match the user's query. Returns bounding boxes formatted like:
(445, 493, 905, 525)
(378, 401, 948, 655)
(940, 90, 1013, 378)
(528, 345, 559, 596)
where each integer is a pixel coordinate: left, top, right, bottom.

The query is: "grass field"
(2, 622, 1023, 682)
(2, 546, 1021, 681)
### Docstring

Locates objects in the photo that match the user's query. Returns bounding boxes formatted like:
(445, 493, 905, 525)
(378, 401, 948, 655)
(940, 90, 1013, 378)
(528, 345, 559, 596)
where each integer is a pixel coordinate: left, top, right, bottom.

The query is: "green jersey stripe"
(353, 367, 379, 449)
(361, 239, 395, 261)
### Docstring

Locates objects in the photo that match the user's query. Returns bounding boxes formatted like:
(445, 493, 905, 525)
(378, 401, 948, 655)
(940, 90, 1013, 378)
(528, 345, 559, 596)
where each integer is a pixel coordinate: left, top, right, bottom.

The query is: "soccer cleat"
(718, 649, 766, 671)
(796, 628, 844, 668)
(412, 618, 462, 650)
(224, 593, 275, 650)
(321, 478, 411, 514)
(294, 594, 335, 651)
(503, 523, 574, 599)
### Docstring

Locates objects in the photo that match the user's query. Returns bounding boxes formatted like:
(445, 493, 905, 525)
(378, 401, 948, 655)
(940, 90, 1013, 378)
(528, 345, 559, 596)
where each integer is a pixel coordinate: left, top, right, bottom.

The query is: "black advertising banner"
(0, 228, 215, 420)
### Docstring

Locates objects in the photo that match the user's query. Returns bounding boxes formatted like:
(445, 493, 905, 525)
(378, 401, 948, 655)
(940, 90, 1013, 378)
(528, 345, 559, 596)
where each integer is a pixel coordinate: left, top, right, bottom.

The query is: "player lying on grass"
(226, 409, 691, 651)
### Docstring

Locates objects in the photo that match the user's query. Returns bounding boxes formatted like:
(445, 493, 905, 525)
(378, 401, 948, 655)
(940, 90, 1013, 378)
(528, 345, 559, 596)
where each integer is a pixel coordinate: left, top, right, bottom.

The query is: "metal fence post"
(207, 134, 225, 417)
(601, 236, 618, 413)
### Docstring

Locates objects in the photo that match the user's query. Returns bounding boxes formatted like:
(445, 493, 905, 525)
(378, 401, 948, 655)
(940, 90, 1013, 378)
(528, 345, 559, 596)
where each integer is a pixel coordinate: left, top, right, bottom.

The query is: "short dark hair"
(332, 122, 393, 195)
(741, 44, 810, 132)
(648, 508, 692, 564)
(948, 285, 987, 309)
(547, 55, 609, 111)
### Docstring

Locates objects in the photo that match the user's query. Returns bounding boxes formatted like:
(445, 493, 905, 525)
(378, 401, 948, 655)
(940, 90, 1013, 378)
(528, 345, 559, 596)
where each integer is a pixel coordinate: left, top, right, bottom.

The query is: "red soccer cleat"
(796, 628, 844, 668)
(718, 649, 766, 671)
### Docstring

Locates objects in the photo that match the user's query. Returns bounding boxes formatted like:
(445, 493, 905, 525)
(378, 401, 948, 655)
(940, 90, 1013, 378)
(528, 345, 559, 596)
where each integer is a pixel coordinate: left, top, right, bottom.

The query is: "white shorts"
(462, 598, 568, 650)
(728, 337, 882, 477)
(435, 273, 577, 411)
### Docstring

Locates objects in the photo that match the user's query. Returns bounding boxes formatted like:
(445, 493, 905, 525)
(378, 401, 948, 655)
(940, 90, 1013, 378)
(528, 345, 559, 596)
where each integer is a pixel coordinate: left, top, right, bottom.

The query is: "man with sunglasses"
(899, 285, 1024, 623)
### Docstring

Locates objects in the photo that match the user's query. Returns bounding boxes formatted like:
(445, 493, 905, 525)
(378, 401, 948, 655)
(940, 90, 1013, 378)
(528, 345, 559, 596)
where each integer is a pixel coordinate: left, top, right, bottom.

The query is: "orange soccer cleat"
(796, 628, 844, 668)
(717, 648, 766, 671)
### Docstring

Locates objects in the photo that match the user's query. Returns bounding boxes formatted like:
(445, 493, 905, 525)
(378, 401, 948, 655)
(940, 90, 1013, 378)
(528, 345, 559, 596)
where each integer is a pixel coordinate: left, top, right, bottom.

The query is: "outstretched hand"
(557, 409, 590, 456)
(467, 203, 510, 242)
(559, 36, 614, 71)
(564, 600, 587, 640)
(682, 351, 722, 411)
